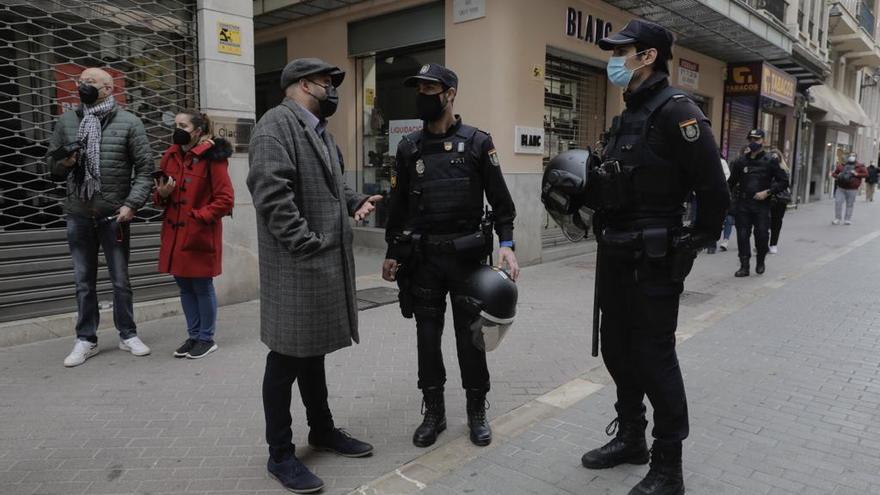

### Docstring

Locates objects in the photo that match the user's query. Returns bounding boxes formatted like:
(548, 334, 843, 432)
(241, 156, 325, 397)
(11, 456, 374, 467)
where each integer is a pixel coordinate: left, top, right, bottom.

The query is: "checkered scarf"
(72, 97, 116, 201)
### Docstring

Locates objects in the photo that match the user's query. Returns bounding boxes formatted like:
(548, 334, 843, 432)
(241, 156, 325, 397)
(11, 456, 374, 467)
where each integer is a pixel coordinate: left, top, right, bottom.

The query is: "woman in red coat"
(154, 110, 234, 359)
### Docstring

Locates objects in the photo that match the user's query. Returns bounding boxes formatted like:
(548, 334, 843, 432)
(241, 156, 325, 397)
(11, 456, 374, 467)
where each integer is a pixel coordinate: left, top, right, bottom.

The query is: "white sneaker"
(832, 219, 841, 225)
(719, 240, 728, 251)
(64, 340, 99, 367)
(844, 220, 852, 225)
(769, 245, 778, 254)
(119, 336, 151, 356)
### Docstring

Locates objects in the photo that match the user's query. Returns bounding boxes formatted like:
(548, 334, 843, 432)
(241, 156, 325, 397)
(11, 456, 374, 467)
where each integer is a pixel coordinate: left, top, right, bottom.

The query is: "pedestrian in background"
(768, 148, 791, 255)
(154, 110, 234, 359)
(865, 161, 878, 202)
(831, 153, 868, 225)
(47, 67, 154, 367)
(707, 150, 730, 254)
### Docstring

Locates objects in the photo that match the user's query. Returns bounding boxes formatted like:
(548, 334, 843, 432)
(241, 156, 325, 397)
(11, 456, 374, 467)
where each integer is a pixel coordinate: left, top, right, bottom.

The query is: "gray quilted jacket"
(47, 106, 154, 217)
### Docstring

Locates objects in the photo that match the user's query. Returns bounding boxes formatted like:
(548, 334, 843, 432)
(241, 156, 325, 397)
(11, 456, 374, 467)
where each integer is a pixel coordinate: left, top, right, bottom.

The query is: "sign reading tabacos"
(725, 62, 796, 106)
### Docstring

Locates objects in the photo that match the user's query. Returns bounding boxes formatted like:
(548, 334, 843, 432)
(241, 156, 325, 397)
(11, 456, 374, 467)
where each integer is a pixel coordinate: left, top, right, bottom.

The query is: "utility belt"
(598, 225, 696, 285)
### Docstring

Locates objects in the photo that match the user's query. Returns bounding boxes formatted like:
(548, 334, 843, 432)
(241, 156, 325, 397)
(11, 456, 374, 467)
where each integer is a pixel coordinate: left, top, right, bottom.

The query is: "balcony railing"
(750, 0, 788, 23)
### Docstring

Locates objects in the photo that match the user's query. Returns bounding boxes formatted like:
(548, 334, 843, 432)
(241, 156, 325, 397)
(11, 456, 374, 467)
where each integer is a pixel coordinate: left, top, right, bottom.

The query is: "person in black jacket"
(727, 129, 789, 276)
(866, 161, 878, 202)
(382, 64, 518, 450)
(579, 20, 729, 495)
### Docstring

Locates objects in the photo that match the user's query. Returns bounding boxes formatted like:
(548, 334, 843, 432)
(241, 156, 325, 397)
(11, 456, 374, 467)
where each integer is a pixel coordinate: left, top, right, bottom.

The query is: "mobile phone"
(151, 170, 167, 181)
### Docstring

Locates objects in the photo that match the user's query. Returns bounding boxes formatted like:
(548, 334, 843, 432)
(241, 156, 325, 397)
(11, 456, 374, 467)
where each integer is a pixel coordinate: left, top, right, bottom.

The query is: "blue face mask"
(607, 51, 647, 88)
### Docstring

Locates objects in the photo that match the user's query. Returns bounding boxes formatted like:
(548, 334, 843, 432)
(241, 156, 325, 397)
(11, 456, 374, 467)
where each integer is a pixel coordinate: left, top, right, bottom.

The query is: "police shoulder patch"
(679, 118, 700, 143)
(390, 168, 398, 189)
(488, 149, 500, 167)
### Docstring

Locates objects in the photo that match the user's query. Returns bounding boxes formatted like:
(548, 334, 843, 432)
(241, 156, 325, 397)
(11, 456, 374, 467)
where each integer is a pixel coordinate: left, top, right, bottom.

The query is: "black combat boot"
(628, 440, 684, 495)
(581, 417, 649, 469)
(465, 389, 492, 446)
(734, 258, 750, 277)
(412, 387, 446, 447)
(755, 255, 766, 274)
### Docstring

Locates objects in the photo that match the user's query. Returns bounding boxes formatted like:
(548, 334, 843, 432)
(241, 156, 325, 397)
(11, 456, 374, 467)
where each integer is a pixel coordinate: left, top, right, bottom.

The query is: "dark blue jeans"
(174, 276, 217, 343)
(66, 214, 136, 343)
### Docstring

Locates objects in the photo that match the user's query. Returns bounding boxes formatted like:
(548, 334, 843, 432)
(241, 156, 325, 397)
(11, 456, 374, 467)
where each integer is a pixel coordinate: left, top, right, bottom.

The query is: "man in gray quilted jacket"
(47, 67, 155, 367)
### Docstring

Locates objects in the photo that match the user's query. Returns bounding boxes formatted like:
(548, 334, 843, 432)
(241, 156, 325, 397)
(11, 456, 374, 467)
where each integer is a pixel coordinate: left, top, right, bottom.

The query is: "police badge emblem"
(679, 118, 700, 142)
(419, 64, 430, 74)
(488, 149, 500, 167)
(390, 169, 398, 189)
(416, 159, 426, 175)
(444, 142, 453, 152)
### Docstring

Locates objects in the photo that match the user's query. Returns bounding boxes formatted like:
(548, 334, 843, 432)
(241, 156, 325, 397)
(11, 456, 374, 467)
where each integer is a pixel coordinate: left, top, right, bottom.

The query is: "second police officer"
(727, 129, 789, 277)
(578, 21, 730, 495)
(382, 64, 519, 448)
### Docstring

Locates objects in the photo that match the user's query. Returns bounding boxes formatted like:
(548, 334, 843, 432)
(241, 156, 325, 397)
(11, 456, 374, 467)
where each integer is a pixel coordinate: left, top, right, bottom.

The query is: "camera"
(50, 140, 83, 161)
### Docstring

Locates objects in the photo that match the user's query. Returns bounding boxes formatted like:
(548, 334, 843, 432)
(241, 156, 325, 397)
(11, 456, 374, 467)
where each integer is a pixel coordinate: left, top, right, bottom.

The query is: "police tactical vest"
(601, 86, 690, 217)
(738, 153, 775, 198)
(400, 124, 487, 234)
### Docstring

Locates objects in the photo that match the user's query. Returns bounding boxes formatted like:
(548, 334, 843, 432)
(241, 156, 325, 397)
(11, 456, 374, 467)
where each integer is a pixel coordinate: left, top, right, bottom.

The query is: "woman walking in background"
(768, 149, 791, 254)
(154, 110, 234, 359)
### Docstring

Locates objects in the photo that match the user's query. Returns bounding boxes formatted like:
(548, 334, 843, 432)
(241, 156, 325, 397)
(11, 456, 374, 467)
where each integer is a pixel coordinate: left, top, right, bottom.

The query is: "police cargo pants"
(410, 253, 490, 392)
(597, 248, 689, 442)
(734, 200, 770, 259)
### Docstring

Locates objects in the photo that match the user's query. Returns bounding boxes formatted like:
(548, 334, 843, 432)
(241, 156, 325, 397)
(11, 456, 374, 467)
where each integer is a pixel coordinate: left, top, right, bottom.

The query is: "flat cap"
(404, 63, 458, 89)
(280, 57, 345, 90)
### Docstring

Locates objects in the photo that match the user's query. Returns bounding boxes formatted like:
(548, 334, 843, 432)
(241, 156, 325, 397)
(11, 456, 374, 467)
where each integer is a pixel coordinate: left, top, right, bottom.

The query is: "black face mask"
(416, 92, 447, 122)
(748, 141, 762, 153)
(306, 81, 339, 119)
(173, 128, 192, 146)
(78, 84, 99, 105)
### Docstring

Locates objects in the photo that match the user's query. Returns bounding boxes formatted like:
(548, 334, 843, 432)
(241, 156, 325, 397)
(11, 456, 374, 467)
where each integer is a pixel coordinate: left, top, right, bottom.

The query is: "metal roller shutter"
(0, 0, 199, 323)
(542, 53, 607, 248)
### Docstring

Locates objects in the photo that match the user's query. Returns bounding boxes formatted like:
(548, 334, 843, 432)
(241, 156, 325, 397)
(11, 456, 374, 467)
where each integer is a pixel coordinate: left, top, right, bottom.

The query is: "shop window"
(359, 44, 443, 228)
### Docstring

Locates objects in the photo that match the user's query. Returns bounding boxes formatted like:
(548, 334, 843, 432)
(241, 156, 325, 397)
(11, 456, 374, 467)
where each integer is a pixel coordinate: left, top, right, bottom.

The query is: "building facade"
(0, 0, 257, 343)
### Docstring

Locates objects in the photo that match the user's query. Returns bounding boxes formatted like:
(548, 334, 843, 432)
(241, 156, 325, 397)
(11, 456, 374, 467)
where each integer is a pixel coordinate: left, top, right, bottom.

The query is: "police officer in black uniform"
(382, 64, 518, 449)
(579, 21, 730, 495)
(727, 129, 789, 277)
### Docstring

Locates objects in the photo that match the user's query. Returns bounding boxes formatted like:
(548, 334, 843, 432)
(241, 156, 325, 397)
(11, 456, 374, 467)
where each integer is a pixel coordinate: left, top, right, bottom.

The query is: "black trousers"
(597, 248, 688, 442)
(769, 201, 786, 246)
(734, 200, 770, 260)
(410, 253, 489, 392)
(262, 351, 334, 462)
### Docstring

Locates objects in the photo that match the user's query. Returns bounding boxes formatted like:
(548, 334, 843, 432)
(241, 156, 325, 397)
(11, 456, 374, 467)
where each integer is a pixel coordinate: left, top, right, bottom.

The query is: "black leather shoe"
(413, 387, 446, 447)
(466, 389, 492, 446)
(628, 440, 684, 495)
(734, 259, 749, 277)
(755, 257, 765, 274)
(308, 428, 373, 458)
(582, 417, 649, 469)
(267, 455, 324, 494)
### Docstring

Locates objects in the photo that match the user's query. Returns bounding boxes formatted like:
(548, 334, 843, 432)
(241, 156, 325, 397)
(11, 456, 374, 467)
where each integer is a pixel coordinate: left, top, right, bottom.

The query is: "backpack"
(836, 165, 855, 187)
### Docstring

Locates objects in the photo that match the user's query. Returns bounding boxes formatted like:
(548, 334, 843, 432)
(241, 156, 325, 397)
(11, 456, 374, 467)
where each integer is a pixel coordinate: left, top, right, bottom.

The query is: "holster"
(390, 232, 420, 319)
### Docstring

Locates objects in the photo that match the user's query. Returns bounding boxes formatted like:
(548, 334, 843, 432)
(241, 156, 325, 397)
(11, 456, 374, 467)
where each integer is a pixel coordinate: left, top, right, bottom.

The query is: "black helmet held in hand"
(453, 266, 518, 352)
(541, 149, 595, 241)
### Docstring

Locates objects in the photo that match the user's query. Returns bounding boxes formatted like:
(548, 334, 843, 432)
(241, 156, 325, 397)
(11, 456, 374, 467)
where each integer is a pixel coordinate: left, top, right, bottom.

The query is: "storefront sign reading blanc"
(515, 126, 545, 155)
(565, 7, 613, 45)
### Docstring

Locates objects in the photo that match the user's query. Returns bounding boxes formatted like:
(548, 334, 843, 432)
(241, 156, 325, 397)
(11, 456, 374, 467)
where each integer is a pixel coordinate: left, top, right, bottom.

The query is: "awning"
(807, 85, 872, 127)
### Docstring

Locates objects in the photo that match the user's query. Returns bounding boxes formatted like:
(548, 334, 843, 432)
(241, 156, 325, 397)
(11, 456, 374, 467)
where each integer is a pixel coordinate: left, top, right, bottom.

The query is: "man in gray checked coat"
(247, 58, 382, 494)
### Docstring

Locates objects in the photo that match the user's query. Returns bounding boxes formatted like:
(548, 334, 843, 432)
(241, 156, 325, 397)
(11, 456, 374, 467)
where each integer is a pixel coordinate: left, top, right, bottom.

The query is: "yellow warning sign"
(217, 22, 241, 56)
